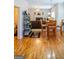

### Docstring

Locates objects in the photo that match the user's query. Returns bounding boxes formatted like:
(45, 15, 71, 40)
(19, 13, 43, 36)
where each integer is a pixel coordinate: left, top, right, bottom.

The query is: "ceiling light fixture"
(36, 9, 40, 12)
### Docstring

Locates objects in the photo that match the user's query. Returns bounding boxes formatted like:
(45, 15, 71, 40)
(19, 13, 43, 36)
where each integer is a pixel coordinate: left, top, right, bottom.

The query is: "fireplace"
(36, 17, 43, 21)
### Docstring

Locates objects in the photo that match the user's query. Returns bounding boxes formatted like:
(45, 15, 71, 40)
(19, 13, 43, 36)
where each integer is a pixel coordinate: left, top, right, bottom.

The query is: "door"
(14, 6, 19, 36)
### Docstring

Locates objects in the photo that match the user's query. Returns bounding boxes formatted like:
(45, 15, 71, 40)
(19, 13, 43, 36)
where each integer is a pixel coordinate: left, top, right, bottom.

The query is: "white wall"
(51, 3, 64, 25)
(14, 0, 28, 39)
(57, 3, 64, 25)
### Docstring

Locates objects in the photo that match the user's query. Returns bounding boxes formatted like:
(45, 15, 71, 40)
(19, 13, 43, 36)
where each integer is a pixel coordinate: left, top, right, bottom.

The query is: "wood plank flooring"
(14, 32, 64, 59)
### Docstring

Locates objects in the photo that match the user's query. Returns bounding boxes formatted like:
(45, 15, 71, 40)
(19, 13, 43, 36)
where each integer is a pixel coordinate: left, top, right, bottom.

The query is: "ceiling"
(27, 0, 64, 9)
(27, 0, 64, 5)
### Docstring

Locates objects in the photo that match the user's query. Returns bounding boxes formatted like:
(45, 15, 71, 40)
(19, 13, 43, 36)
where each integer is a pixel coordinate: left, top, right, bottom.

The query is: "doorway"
(14, 6, 19, 36)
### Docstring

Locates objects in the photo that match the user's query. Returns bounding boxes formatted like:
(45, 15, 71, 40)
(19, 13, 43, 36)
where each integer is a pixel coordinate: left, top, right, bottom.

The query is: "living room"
(14, 0, 64, 59)
(1, 0, 79, 59)
(14, 0, 64, 39)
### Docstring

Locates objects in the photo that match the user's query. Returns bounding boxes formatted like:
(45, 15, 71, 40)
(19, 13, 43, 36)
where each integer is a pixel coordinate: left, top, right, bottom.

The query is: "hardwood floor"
(14, 32, 64, 59)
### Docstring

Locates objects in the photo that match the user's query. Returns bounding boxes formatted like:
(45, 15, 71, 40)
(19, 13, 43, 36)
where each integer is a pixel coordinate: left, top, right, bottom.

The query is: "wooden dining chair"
(60, 20, 63, 34)
(47, 20, 57, 38)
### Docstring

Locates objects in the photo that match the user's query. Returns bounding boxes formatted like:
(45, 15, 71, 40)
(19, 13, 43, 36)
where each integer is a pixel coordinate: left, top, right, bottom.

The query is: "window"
(51, 12, 55, 19)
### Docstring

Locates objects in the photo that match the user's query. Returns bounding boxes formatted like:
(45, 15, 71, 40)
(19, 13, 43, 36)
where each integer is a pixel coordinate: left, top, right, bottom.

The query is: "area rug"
(30, 32, 40, 38)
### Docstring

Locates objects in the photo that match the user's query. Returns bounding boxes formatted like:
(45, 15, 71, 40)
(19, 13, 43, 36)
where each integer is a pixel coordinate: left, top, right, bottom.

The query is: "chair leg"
(60, 26, 62, 34)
